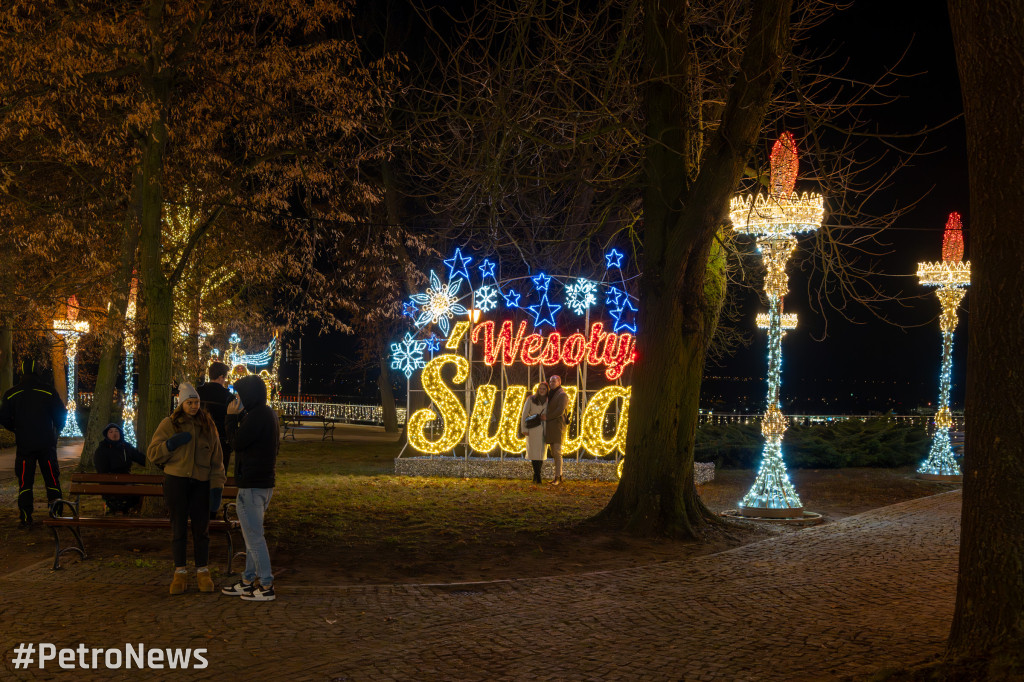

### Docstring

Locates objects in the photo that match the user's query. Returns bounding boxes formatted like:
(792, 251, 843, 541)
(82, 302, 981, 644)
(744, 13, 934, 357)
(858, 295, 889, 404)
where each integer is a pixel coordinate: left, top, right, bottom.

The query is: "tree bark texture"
(947, 0, 1024, 661)
(80, 224, 140, 470)
(0, 318, 12, 396)
(601, 0, 792, 537)
(50, 337, 67, 403)
(378, 343, 399, 434)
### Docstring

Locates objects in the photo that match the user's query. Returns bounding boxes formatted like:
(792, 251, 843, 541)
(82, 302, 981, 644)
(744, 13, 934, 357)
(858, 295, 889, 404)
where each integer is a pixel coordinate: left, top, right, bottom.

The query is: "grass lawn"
(0, 432, 961, 585)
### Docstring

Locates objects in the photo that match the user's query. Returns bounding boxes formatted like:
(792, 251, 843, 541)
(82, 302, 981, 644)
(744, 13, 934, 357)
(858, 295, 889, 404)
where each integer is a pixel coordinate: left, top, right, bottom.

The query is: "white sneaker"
(221, 581, 254, 596)
(240, 584, 275, 602)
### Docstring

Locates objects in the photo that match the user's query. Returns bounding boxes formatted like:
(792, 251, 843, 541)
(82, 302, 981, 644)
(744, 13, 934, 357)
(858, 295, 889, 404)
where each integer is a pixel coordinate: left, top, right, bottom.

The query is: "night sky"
(284, 1, 969, 416)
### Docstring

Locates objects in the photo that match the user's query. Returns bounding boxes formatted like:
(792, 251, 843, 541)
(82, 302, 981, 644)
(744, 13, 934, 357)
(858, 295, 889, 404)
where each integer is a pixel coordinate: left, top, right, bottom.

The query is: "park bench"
(281, 414, 336, 441)
(43, 473, 241, 572)
(281, 414, 301, 440)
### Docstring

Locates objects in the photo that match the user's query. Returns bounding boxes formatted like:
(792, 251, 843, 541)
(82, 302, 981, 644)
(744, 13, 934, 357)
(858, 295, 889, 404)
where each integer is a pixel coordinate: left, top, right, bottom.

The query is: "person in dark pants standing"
(0, 359, 68, 527)
(197, 361, 233, 473)
(220, 374, 279, 602)
(147, 382, 226, 595)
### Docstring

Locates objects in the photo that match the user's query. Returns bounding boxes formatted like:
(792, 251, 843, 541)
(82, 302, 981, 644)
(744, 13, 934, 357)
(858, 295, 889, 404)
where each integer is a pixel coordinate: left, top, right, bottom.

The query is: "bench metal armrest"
(49, 498, 80, 520)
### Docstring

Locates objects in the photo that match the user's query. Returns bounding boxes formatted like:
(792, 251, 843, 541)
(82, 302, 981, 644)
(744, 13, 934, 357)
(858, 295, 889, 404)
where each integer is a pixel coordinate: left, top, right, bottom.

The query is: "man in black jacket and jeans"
(197, 361, 233, 472)
(220, 374, 279, 602)
(0, 359, 68, 527)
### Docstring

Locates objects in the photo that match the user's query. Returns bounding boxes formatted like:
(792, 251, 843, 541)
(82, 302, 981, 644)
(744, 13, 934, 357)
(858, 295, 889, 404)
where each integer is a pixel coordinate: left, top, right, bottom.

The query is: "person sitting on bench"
(93, 423, 146, 514)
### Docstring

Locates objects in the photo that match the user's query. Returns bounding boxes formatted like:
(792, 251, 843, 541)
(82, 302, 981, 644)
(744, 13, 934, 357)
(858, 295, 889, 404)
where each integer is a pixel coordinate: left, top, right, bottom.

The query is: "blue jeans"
(236, 488, 274, 585)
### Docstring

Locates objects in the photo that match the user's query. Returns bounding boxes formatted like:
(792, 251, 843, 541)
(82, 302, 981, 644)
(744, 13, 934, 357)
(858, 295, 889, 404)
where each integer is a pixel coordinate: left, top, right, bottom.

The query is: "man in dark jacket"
(94, 423, 146, 513)
(197, 361, 233, 472)
(542, 374, 568, 486)
(0, 359, 68, 526)
(220, 374, 279, 602)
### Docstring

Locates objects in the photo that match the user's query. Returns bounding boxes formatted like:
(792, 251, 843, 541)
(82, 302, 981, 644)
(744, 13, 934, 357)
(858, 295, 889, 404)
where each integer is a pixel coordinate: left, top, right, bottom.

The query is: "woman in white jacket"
(520, 382, 549, 484)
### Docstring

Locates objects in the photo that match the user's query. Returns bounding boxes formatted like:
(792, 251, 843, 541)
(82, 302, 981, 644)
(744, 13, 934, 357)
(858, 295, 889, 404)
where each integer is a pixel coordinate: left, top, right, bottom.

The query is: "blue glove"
(165, 432, 192, 451)
(209, 487, 223, 514)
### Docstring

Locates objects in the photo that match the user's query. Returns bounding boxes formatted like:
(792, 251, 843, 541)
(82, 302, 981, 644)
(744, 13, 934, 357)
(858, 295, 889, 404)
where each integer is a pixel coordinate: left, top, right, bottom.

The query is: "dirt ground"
(0, 466, 960, 586)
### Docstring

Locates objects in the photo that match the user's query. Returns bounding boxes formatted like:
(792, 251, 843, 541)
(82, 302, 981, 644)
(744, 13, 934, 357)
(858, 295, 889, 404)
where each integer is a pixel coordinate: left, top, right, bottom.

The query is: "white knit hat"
(178, 382, 200, 402)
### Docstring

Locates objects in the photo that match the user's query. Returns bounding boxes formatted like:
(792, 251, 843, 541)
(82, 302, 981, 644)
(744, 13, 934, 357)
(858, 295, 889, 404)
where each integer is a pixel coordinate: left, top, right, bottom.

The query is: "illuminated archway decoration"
(916, 212, 970, 481)
(729, 133, 824, 518)
(53, 296, 90, 438)
(393, 248, 638, 464)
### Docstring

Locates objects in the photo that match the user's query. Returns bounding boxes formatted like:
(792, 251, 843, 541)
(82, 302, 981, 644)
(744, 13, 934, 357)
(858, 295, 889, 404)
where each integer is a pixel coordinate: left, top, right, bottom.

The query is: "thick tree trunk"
(51, 337, 67, 403)
(0, 317, 12, 396)
(136, 343, 150, 448)
(598, 0, 792, 537)
(946, 0, 1024, 664)
(80, 223, 140, 470)
(378, 338, 399, 433)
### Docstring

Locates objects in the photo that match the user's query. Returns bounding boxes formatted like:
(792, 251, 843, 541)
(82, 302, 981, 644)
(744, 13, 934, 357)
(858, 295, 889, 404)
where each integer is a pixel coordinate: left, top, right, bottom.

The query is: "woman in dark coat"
(93, 423, 146, 513)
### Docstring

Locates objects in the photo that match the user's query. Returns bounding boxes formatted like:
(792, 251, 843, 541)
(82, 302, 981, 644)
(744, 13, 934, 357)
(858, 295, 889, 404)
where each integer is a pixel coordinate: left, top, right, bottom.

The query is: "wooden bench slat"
(43, 517, 233, 529)
(68, 485, 239, 497)
(72, 473, 237, 486)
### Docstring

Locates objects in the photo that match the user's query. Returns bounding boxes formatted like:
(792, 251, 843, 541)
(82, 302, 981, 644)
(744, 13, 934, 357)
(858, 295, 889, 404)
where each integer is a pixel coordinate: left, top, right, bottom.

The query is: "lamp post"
(916, 213, 970, 481)
(53, 296, 90, 439)
(729, 133, 824, 518)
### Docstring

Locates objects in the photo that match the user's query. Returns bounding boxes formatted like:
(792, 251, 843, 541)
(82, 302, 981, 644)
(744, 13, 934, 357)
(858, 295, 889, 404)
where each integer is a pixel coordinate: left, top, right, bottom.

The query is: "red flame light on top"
(770, 132, 799, 196)
(66, 295, 79, 321)
(942, 212, 964, 262)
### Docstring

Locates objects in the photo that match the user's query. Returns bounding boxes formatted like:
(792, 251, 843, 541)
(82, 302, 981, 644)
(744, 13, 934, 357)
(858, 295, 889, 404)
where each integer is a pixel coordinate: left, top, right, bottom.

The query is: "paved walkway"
(0, 441, 83, 477)
(0, 491, 960, 680)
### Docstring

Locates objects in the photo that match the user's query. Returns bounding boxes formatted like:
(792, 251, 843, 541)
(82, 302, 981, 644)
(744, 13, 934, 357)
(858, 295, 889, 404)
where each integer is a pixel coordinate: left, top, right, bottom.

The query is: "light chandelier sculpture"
(916, 212, 970, 481)
(729, 132, 824, 518)
(53, 296, 90, 438)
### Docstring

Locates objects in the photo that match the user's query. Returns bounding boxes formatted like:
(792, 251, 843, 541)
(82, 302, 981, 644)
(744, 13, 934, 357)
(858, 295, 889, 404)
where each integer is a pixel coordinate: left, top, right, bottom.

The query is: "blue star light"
(502, 288, 522, 308)
(478, 259, 497, 280)
(527, 295, 562, 329)
(474, 284, 499, 313)
(532, 272, 552, 293)
(390, 332, 427, 378)
(402, 301, 418, 319)
(565, 278, 598, 316)
(605, 285, 624, 309)
(611, 296, 638, 334)
(443, 247, 473, 283)
(605, 249, 625, 269)
(424, 334, 441, 354)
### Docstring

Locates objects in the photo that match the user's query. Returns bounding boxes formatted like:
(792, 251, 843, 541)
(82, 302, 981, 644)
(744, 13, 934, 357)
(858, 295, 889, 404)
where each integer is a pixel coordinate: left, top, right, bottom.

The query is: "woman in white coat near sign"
(520, 382, 549, 484)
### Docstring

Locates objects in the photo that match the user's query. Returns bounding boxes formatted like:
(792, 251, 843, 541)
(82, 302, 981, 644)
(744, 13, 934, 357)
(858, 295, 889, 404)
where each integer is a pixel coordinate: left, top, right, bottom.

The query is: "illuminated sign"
(392, 249, 637, 459)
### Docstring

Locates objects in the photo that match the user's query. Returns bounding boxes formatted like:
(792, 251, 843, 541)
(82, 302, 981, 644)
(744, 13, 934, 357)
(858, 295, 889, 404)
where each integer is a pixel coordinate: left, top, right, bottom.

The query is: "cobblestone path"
(1, 490, 960, 681)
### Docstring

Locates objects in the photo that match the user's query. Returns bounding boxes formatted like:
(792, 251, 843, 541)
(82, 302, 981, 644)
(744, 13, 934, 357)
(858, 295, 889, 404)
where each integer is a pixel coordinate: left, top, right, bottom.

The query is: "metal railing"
(278, 401, 407, 425)
(698, 412, 965, 433)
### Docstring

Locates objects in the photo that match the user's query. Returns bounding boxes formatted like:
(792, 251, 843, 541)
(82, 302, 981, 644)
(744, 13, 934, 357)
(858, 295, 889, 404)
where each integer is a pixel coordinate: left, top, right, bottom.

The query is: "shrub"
(695, 418, 930, 469)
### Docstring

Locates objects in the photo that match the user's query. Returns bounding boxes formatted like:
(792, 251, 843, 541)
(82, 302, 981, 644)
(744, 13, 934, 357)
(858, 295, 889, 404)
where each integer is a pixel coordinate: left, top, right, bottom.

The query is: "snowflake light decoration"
(410, 271, 468, 335)
(474, 284, 499, 313)
(565, 278, 598, 316)
(390, 333, 427, 378)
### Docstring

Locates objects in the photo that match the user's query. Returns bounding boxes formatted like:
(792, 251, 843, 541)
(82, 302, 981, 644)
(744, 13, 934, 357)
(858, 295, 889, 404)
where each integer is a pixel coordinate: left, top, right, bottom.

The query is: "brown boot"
(550, 476, 561, 486)
(170, 569, 188, 595)
(196, 567, 214, 593)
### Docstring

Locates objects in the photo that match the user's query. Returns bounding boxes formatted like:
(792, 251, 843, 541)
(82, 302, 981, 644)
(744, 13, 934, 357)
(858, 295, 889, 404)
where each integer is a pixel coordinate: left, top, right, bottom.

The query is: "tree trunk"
(80, 223, 140, 470)
(136, 343, 150, 448)
(51, 336, 67, 403)
(598, 0, 792, 537)
(377, 338, 399, 433)
(946, 0, 1024, 664)
(0, 317, 12, 396)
